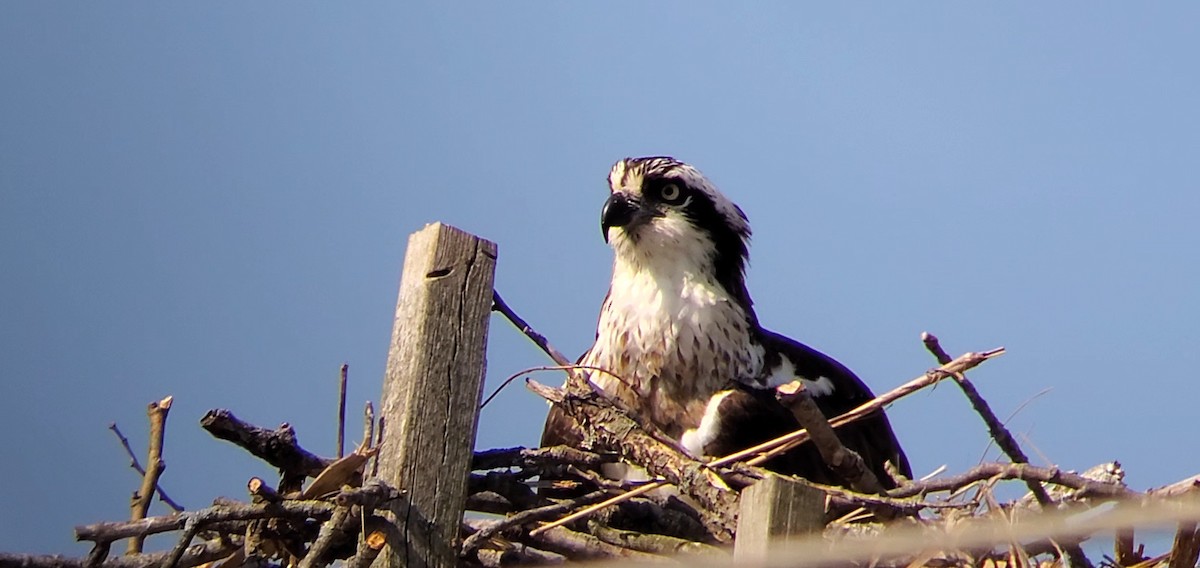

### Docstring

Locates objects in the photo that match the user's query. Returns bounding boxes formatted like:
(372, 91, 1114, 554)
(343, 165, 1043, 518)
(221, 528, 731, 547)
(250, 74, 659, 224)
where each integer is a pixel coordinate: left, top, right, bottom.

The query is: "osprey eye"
(658, 183, 684, 204)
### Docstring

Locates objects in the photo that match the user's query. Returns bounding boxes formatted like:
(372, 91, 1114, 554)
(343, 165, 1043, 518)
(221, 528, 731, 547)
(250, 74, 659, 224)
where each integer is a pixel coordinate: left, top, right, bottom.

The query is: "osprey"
(542, 156, 911, 488)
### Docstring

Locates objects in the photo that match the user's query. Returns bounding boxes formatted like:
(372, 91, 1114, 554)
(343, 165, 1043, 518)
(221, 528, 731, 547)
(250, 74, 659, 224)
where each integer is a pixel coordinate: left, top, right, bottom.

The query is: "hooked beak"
(601, 192, 657, 243)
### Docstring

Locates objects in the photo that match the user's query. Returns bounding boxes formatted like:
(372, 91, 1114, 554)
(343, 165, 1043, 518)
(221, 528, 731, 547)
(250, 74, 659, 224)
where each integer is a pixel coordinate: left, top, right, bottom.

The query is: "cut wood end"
(776, 380, 806, 397)
(150, 395, 174, 412)
(365, 531, 387, 550)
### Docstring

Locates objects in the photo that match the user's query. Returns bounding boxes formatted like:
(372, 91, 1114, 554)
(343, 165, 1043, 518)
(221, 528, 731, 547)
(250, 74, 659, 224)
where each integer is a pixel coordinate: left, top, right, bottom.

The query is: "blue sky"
(2, 3, 1198, 555)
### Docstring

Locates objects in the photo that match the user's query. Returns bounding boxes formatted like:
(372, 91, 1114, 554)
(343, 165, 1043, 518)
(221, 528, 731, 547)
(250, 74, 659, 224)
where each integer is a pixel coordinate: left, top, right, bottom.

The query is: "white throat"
(582, 245, 762, 436)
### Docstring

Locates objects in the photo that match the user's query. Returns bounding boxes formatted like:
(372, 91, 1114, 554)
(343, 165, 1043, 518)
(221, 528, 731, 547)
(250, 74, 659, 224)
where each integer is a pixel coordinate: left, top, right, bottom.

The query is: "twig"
(922, 332, 1094, 568)
(778, 382, 887, 496)
(128, 396, 173, 555)
(337, 363, 348, 459)
(585, 521, 726, 557)
(975, 388, 1053, 464)
(524, 348, 1006, 537)
(1169, 522, 1200, 568)
(492, 290, 572, 367)
(735, 347, 1007, 468)
(76, 500, 336, 544)
(462, 489, 611, 554)
(1114, 527, 1139, 566)
(199, 409, 333, 479)
(299, 504, 355, 568)
(529, 526, 673, 563)
(0, 538, 241, 568)
(468, 471, 546, 514)
(526, 378, 739, 541)
(528, 482, 666, 538)
(462, 520, 570, 565)
(472, 445, 612, 471)
(108, 423, 183, 512)
(363, 401, 375, 454)
(333, 479, 406, 509)
(889, 462, 1134, 500)
(371, 415, 385, 478)
(160, 517, 200, 568)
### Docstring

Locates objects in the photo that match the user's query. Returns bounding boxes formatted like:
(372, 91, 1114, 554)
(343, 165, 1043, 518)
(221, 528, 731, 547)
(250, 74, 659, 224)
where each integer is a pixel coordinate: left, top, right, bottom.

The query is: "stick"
(524, 348, 1007, 536)
(492, 290, 572, 367)
(128, 396, 173, 555)
(526, 378, 739, 541)
(529, 526, 673, 563)
(109, 424, 183, 512)
(737, 347, 1006, 468)
(1, 538, 241, 568)
(199, 409, 333, 479)
(1170, 522, 1200, 568)
(472, 445, 612, 471)
(337, 363, 348, 459)
(462, 489, 611, 554)
(527, 483, 665, 538)
(922, 332, 1094, 568)
(76, 500, 336, 544)
(362, 401, 374, 454)
(160, 517, 200, 568)
(888, 462, 1134, 500)
(778, 382, 886, 496)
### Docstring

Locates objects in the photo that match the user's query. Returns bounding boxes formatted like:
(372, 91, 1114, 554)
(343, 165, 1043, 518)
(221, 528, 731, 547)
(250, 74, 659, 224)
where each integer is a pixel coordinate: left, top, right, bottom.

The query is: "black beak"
(601, 192, 638, 243)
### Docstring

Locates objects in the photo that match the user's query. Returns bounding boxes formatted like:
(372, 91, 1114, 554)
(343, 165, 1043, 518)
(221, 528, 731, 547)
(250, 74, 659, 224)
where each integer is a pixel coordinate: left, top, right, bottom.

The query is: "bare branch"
(492, 290, 572, 367)
(461, 490, 611, 555)
(76, 500, 335, 544)
(337, 363, 348, 459)
(108, 423, 183, 512)
(922, 333, 1093, 568)
(777, 382, 887, 497)
(472, 445, 613, 471)
(199, 409, 333, 479)
(890, 463, 1134, 500)
(526, 378, 739, 541)
(0, 538, 240, 568)
(128, 396, 173, 555)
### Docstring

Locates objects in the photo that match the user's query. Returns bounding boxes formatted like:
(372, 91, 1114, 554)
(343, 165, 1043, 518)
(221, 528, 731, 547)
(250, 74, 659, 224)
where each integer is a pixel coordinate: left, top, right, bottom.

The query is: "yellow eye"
(660, 183, 682, 203)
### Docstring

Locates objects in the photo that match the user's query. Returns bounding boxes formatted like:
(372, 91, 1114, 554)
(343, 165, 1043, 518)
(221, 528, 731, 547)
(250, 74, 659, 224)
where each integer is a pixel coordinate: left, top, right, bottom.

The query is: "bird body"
(542, 156, 911, 488)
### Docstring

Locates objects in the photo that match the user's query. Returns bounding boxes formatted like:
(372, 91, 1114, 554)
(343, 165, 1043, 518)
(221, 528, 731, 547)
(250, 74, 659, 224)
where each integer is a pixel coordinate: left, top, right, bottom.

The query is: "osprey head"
(601, 157, 752, 299)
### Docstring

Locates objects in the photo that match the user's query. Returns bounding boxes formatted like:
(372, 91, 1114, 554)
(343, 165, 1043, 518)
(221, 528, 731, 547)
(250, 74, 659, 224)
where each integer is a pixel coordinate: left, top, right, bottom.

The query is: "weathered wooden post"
(733, 474, 826, 564)
(373, 223, 497, 568)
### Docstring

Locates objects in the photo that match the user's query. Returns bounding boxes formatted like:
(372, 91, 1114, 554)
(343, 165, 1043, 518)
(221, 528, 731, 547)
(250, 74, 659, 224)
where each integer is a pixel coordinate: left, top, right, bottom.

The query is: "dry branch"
(778, 382, 887, 497)
(199, 409, 333, 480)
(1, 538, 240, 568)
(529, 526, 673, 563)
(922, 332, 1094, 568)
(526, 378, 740, 541)
(108, 423, 184, 513)
(337, 363, 349, 459)
(1170, 522, 1200, 568)
(889, 462, 1135, 500)
(472, 445, 613, 471)
(461, 490, 611, 555)
(585, 522, 725, 558)
(127, 396, 173, 555)
(492, 290, 572, 368)
(76, 500, 335, 544)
